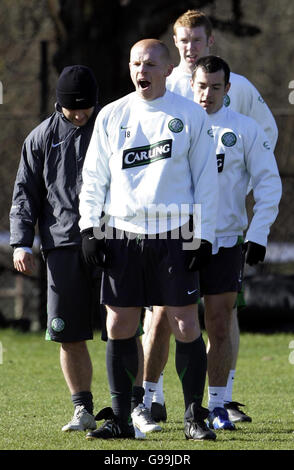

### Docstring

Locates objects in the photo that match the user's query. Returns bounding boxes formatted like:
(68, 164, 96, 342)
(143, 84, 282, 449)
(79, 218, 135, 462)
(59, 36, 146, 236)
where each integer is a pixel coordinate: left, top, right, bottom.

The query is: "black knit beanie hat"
(56, 65, 98, 109)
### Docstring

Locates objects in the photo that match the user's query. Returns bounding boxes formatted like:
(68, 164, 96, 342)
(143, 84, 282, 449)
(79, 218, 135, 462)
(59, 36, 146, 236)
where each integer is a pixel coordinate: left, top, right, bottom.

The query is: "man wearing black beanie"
(10, 65, 100, 432)
(57, 65, 98, 112)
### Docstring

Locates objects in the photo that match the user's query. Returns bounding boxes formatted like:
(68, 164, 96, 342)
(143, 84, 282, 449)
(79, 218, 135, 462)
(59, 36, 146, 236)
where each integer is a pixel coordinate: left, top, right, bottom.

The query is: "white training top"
(166, 66, 278, 150)
(79, 89, 218, 243)
(207, 105, 281, 249)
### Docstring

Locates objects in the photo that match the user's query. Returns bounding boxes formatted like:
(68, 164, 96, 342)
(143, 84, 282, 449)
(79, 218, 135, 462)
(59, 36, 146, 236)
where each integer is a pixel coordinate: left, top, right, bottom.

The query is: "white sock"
(224, 370, 235, 403)
(143, 381, 157, 410)
(152, 373, 165, 405)
(208, 386, 226, 411)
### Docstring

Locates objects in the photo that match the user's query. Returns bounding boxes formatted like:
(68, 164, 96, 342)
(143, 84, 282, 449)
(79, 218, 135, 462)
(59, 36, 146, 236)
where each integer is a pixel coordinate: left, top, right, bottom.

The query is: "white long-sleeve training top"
(207, 106, 281, 248)
(79, 90, 219, 243)
(166, 66, 278, 150)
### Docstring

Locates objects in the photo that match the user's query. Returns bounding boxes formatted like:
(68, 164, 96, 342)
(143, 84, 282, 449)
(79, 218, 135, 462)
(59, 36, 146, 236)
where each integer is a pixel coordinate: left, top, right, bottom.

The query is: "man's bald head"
(130, 39, 171, 63)
(129, 38, 173, 101)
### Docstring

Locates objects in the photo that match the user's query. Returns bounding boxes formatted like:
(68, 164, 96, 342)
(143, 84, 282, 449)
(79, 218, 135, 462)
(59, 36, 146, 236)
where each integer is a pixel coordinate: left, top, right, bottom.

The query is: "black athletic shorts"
(101, 226, 200, 307)
(45, 246, 97, 342)
(199, 244, 244, 295)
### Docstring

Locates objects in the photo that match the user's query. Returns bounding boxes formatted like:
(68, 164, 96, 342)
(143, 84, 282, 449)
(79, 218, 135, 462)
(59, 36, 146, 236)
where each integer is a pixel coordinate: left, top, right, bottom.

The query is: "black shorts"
(199, 244, 244, 295)
(101, 227, 200, 307)
(45, 246, 97, 342)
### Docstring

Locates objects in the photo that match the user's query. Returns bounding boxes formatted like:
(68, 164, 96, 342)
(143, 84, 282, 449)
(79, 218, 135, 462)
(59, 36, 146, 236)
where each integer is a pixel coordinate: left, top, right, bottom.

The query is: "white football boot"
(62, 405, 97, 432)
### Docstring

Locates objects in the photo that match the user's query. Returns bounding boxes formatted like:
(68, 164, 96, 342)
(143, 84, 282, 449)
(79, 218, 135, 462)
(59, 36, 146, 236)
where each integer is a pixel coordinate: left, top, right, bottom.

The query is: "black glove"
(186, 239, 212, 271)
(81, 228, 109, 267)
(245, 241, 266, 266)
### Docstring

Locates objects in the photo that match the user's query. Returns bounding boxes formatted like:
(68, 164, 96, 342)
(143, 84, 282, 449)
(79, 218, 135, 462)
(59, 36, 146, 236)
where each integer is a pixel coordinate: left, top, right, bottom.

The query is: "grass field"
(1, 327, 294, 453)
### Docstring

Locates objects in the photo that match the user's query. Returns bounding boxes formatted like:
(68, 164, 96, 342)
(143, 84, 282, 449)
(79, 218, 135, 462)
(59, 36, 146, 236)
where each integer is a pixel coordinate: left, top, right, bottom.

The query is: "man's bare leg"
(143, 307, 171, 383)
(60, 341, 93, 395)
(204, 292, 237, 430)
(60, 340, 96, 431)
(142, 307, 171, 412)
(224, 307, 239, 402)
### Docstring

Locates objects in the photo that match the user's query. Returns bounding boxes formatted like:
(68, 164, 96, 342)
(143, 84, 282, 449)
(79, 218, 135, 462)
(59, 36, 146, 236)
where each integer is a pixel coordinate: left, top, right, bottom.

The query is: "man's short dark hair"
(192, 55, 231, 86)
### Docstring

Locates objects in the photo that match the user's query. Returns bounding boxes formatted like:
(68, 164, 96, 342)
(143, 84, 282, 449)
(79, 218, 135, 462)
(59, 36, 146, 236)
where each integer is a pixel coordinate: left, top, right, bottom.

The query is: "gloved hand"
(186, 239, 212, 271)
(81, 228, 109, 267)
(245, 241, 266, 266)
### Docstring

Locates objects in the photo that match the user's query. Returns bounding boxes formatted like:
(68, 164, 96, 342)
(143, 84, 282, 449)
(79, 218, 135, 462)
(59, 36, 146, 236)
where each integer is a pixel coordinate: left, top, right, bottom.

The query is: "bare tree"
(47, 0, 260, 105)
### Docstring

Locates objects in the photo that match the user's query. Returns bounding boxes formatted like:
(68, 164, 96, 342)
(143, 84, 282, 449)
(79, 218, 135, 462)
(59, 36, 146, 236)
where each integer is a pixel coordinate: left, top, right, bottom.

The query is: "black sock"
(71, 391, 93, 415)
(175, 335, 207, 412)
(131, 385, 145, 411)
(106, 337, 138, 424)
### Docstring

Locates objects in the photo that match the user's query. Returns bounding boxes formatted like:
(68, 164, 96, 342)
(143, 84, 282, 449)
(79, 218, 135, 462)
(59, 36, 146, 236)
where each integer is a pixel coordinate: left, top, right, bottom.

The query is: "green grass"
(1, 328, 294, 451)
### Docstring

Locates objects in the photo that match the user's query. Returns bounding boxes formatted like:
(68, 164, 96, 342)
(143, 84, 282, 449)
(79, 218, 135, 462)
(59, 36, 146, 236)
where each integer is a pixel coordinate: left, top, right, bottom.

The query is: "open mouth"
(138, 80, 151, 90)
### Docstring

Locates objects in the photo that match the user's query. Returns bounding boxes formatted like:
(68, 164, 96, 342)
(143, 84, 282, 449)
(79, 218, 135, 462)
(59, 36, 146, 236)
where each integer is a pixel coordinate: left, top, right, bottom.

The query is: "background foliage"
(0, 0, 293, 327)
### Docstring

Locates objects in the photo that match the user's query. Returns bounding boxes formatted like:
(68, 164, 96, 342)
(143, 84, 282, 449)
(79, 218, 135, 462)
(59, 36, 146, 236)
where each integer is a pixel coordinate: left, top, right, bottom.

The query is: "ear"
(173, 34, 178, 47)
(208, 34, 214, 48)
(165, 63, 174, 77)
(225, 82, 231, 94)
